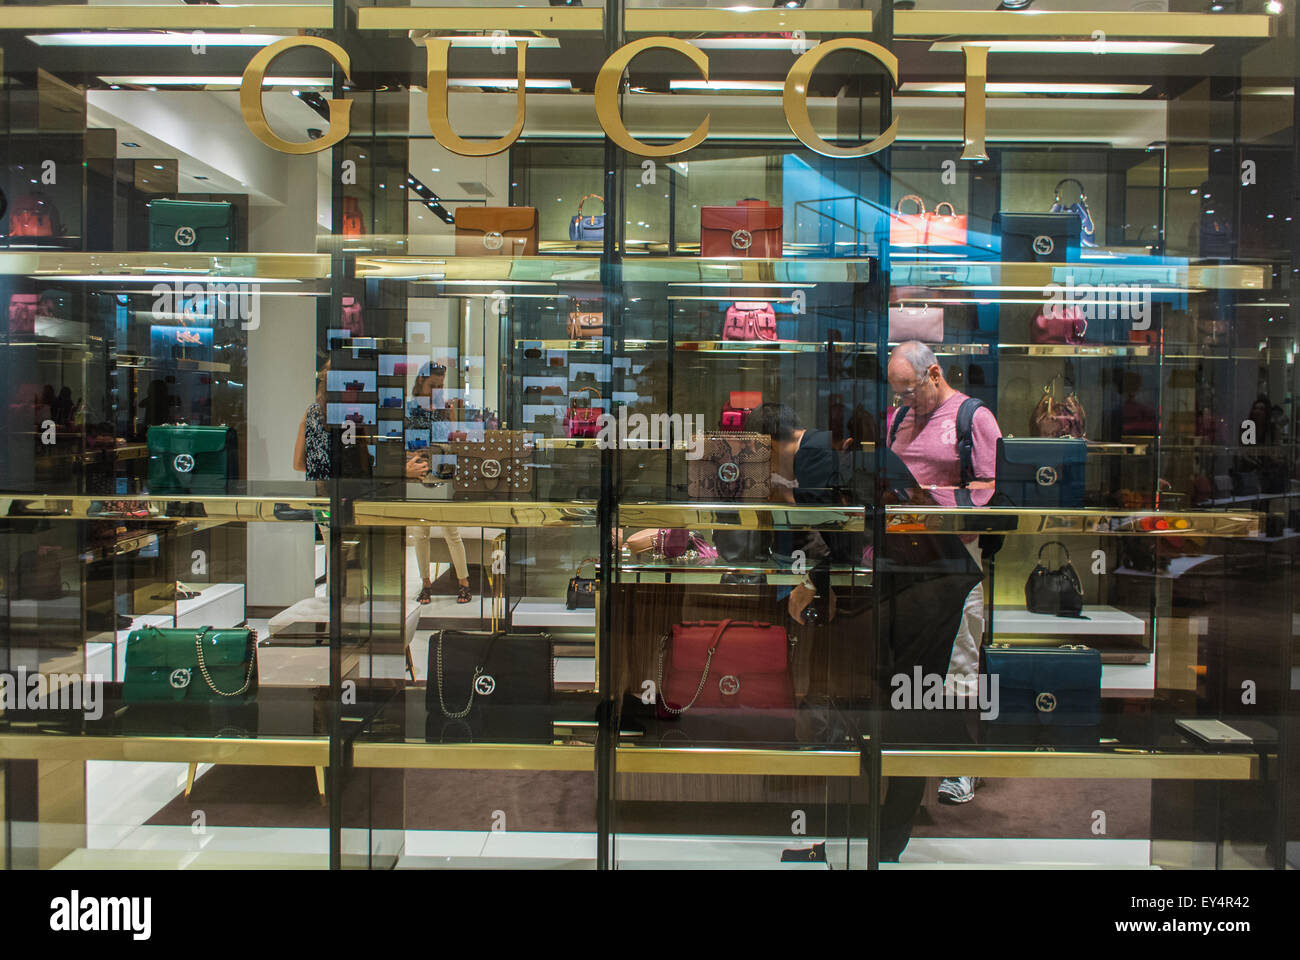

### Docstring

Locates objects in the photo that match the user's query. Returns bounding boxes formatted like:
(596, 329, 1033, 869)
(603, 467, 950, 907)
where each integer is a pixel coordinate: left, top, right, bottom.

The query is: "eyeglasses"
(891, 378, 927, 402)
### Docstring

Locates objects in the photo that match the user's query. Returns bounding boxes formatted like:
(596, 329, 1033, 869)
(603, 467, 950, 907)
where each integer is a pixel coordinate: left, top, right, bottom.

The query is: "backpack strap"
(954, 397, 987, 507)
(887, 405, 909, 448)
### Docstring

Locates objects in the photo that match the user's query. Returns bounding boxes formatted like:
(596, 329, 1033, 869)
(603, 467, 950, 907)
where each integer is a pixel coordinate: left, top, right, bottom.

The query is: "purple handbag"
(656, 529, 689, 559)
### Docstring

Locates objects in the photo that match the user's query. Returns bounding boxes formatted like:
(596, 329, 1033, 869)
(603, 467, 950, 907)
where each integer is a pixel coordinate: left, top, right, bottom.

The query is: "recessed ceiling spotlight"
(122, 142, 141, 148)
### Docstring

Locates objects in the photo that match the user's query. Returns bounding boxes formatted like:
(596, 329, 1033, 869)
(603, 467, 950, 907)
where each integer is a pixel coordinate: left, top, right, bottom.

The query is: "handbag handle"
(573, 557, 598, 578)
(571, 385, 602, 402)
(933, 201, 958, 218)
(1037, 540, 1072, 562)
(1054, 178, 1088, 204)
(896, 194, 925, 215)
(656, 619, 732, 715)
(193, 626, 256, 698)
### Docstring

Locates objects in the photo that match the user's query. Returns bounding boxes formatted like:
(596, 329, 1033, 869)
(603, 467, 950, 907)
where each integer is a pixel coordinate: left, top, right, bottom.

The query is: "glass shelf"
(618, 503, 866, 532)
(4, 495, 328, 523)
(887, 259, 1270, 292)
(885, 506, 1262, 538)
(998, 344, 1155, 357)
(515, 339, 662, 352)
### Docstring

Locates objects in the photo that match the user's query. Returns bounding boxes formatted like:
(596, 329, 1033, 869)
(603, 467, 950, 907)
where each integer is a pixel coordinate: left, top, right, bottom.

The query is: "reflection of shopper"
(886, 341, 1001, 810)
(1237, 394, 1285, 494)
(409, 527, 472, 605)
(293, 362, 331, 483)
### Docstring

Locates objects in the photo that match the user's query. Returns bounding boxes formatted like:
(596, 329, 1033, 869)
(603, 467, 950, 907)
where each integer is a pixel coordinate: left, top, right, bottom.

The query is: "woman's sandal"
(456, 584, 472, 604)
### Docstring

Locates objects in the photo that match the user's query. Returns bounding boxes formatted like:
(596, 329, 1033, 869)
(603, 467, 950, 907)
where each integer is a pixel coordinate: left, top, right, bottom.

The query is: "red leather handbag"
(8, 294, 38, 334)
(700, 200, 782, 258)
(723, 302, 777, 341)
(1031, 305, 1088, 344)
(564, 386, 602, 438)
(9, 193, 62, 238)
(656, 619, 793, 716)
(341, 197, 365, 237)
(720, 391, 763, 432)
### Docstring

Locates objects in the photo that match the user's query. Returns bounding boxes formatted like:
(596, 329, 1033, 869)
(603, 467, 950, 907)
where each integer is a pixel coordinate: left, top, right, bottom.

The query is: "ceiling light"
(899, 81, 1151, 94)
(28, 32, 286, 47)
(669, 80, 785, 92)
(122, 142, 141, 148)
(1267, 0, 1283, 13)
(1242, 85, 1293, 96)
(99, 76, 331, 87)
(929, 40, 1211, 55)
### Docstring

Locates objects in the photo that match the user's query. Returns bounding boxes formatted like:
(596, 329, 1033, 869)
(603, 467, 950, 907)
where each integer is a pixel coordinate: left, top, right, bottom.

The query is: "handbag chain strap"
(193, 628, 256, 697)
(656, 619, 731, 715)
(436, 632, 492, 719)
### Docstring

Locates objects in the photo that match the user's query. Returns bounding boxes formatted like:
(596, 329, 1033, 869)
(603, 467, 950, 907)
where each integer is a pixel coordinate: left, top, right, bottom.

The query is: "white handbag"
(888, 304, 944, 343)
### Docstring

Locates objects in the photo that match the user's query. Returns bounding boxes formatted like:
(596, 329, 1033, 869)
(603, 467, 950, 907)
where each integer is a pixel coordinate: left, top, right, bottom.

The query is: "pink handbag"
(655, 529, 689, 558)
(887, 305, 944, 343)
(8, 294, 38, 334)
(723, 302, 777, 341)
(1031, 305, 1088, 344)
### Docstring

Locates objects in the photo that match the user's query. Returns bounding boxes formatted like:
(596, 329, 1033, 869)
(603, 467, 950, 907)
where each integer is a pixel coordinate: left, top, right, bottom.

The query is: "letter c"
(783, 37, 899, 158)
(241, 37, 352, 155)
(595, 37, 710, 158)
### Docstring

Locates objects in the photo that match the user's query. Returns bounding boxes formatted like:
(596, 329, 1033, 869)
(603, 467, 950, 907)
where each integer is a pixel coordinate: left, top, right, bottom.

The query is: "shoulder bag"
(656, 619, 794, 716)
(147, 424, 237, 495)
(454, 206, 538, 257)
(426, 630, 553, 742)
(124, 626, 258, 703)
(1030, 377, 1087, 438)
(700, 200, 782, 257)
(446, 430, 533, 495)
(567, 299, 604, 339)
(1024, 541, 1084, 617)
(687, 432, 772, 501)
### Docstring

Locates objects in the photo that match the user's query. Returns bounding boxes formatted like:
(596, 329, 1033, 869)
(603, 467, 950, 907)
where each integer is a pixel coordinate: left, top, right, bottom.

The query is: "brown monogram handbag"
(688, 432, 772, 501)
(567, 299, 603, 339)
(1030, 378, 1087, 439)
(446, 431, 534, 495)
(454, 207, 538, 257)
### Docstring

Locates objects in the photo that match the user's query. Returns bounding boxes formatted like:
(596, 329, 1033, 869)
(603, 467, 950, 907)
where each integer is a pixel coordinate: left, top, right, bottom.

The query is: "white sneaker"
(937, 776, 979, 804)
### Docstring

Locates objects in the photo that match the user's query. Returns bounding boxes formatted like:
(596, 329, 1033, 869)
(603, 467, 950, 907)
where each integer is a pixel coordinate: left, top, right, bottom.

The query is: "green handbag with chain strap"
(124, 625, 258, 704)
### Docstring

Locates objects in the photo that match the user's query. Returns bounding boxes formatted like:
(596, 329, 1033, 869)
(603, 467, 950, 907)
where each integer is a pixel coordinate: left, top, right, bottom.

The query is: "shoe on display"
(937, 776, 980, 805)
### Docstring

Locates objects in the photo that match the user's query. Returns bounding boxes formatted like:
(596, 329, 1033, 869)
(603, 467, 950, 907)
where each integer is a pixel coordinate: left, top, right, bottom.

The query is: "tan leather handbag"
(454, 207, 538, 257)
(567, 299, 603, 339)
(1030, 378, 1087, 439)
(687, 432, 772, 501)
(446, 431, 534, 494)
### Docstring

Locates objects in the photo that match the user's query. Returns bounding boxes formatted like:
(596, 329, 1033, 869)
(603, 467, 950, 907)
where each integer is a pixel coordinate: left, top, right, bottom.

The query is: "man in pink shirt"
(886, 341, 1002, 807)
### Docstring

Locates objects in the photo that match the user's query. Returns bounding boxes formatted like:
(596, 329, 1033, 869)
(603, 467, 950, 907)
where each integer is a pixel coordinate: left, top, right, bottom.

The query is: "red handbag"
(700, 200, 782, 258)
(341, 197, 365, 237)
(723, 302, 777, 341)
(1031, 305, 1088, 344)
(9, 193, 62, 238)
(564, 386, 602, 438)
(720, 390, 763, 432)
(8, 294, 38, 334)
(656, 619, 793, 716)
(655, 529, 689, 559)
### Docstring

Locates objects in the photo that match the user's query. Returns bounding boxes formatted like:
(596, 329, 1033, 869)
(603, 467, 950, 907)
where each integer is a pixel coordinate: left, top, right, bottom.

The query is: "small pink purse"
(887, 305, 944, 343)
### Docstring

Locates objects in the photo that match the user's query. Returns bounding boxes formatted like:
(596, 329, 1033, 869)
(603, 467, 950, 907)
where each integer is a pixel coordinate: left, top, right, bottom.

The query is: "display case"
(0, 0, 1296, 872)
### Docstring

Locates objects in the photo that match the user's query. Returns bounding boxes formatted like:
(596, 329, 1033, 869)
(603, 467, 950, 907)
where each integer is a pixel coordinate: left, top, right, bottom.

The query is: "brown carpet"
(147, 767, 1146, 840)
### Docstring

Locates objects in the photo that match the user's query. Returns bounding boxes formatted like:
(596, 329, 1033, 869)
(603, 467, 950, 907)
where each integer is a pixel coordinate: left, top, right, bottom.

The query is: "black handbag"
(566, 558, 597, 610)
(425, 630, 553, 742)
(713, 529, 772, 563)
(983, 643, 1101, 745)
(720, 572, 768, 585)
(1025, 541, 1084, 617)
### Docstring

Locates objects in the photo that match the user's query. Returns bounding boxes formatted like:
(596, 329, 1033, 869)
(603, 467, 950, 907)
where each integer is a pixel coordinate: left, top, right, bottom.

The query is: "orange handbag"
(454, 206, 538, 256)
(890, 195, 929, 245)
(925, 201, 967, 246)
(700, 200, 782, 258)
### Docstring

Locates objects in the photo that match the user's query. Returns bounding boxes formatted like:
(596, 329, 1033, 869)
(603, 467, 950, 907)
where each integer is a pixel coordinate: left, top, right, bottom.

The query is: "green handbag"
(123, 625, 258, 704)
(147, 199, 237, 252)
(147, 425, 236, 495)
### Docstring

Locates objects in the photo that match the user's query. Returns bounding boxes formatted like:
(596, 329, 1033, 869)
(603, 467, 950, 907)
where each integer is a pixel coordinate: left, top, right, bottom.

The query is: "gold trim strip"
(619, 504, 866, 532)
(353, 742, 594, 771)
(891, 261, 1269, 292)
(894, 11, 1272, 39)
(616, 747, 860, 777)
(0, 252, 330, 281)
(3, 496, 328, 523)
(352, 501, 597, 528)
(625, 9, 871, 34)
(883, 750, 1257, 780)
(0, 734, 328, 766)
(0, 5, 333, 30)
(884, 507, 1262, 538)
(357, 7, 602, 32)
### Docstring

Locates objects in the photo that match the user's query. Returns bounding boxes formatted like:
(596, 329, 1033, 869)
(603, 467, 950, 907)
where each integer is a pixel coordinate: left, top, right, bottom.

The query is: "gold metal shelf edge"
(0, 734, 327, 766)
(352, 501, 598, 528)
(353, 742, 593, 772)
(3, 495, 328, 523)
(885, 507, 1262, 538)
(626, 9, 871, 34)
(357, 7, 602, 32)
(619, 504, 866, 532)
(616, 746, 860, 777)
(0, 252, 330, 281)
(0, 5, 333, 30)
(883, 750, 1258, 780)
(894, 10, 1272, 39)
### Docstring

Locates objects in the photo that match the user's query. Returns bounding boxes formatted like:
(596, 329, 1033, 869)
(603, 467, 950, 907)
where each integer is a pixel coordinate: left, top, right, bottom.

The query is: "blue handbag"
(1049, 178, 1096, 247)
(984, 643, 1101, 728)
(568, 194, 605, 242)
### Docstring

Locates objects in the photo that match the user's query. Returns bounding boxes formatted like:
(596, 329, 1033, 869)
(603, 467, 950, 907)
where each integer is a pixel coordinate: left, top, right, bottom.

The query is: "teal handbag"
(124, 626, 258, 704)
(147, 425, 236, 495)
(147, 199, 237, 252)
